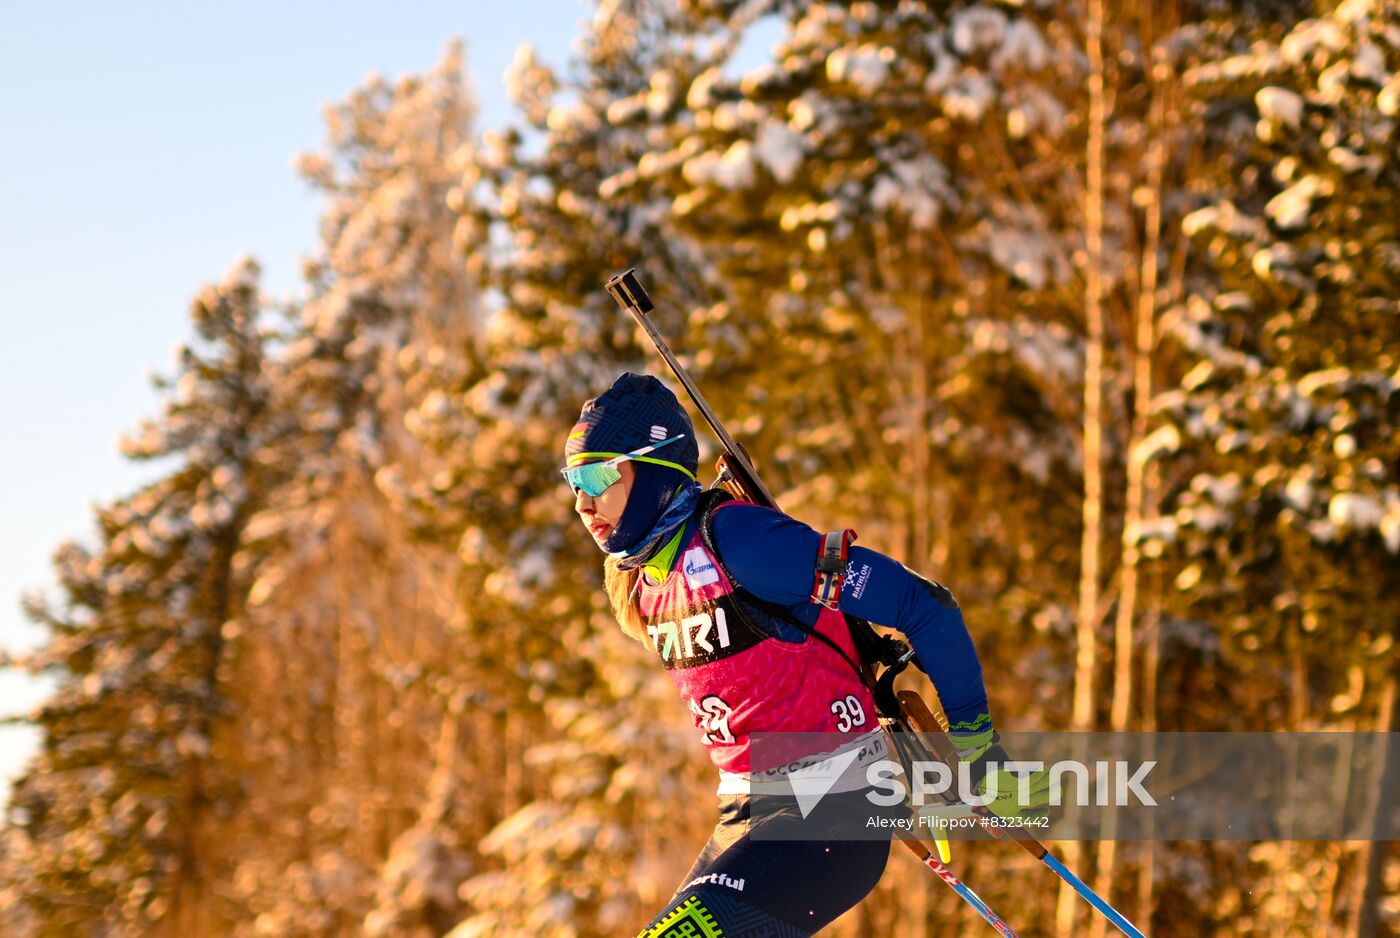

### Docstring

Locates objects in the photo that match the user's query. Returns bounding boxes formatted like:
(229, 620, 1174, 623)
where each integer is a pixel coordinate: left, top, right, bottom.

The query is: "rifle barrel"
(605, 269, 779, 508)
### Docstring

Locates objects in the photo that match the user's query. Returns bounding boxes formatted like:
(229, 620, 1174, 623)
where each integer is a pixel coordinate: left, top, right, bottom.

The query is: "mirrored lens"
(563, 462, 622, 497)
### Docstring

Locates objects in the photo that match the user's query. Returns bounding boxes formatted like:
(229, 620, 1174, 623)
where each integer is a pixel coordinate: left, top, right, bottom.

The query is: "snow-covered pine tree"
(214, 44, 485, 936)
(286, 40, 479, 483)
(0, 258, 286, 937)
(1144, 2, 1400, 932)
(437, 5, 753, 934)
(1162, 0, 1399, 700)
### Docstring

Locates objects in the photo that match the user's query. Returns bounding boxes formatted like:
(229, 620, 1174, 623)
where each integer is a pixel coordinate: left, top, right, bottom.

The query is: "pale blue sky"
(0, 1, 583, 802)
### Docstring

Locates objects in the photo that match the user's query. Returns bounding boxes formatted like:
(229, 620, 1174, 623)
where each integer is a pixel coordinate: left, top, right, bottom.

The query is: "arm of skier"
(709, 503, 991, 739)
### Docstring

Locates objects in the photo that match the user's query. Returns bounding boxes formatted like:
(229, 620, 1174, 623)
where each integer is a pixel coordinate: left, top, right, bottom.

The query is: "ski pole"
(896, 692, 1149, 938)
(1038, 851, 1145, 938)
(979, 811, 1145, 938)
(896, 836, 1021, 937)
(882, 719, 1020, 935)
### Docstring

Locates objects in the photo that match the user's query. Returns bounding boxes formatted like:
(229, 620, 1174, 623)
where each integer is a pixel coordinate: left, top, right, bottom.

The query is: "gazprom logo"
(682, 548, 719, 587)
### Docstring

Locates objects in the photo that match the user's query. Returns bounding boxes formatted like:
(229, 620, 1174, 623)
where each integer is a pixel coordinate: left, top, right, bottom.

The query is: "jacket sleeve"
(709, 502, 991, 733)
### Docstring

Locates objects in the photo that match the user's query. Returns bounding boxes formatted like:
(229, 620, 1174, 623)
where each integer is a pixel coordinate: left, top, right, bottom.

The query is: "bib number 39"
(830, 695, 868, 732)
(689, 695, 735, 745)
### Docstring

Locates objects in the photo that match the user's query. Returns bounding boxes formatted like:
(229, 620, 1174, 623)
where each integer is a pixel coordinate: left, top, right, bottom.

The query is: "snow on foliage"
(1181, 201, 1269, 241)
(1132, 424, 1181, 468)
(1164, 296, 1259, 372)
(943, 73, 997, 121)
(825, 44, 892, 94)
(951, 6, 1008, 56)
(647, 69, 679, 118)
(682, 141, 757, 190)
(870, 155, 954, 229)
(1265, 175, 1325, 229)
(968, 316, 1080, 382)
(1183, 49, 1285, 85)
(1005, 86, 1068, 138)
(1255, 86, 1304, 128)
(506, 44, 558, 123)
(479, 802, 571, 863)
(687, 66, 722, 110)
(1329, 492, 1385, 529)
(1126, 517, 1180, 555)
(1190, 473, 1243, 506)
(991, 18, 1051, 72)
(1379, 72, 1400, 114)
(753, 120, 804, 183)
(1280, 18, 1350, 66)
(978, 218, 1057, 288)
(362, 828, 471, 937)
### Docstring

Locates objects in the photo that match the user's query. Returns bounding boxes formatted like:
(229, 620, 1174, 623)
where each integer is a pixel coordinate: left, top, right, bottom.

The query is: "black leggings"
(636, 791, 893, 937)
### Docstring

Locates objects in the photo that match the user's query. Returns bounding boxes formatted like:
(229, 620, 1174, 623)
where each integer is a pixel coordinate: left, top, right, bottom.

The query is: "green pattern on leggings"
(637, 895, 726, 938)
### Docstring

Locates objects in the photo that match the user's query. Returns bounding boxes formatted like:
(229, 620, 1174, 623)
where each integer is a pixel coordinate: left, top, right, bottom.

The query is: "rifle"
(603, 268, 1148, 938)
(602, 268, 777, 509)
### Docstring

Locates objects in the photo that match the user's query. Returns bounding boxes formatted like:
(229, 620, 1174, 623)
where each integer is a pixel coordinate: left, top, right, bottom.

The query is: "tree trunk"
(1356, 672, 1399, 937)
(1061, 0, 1109, 932)
(1091, 11, 1169, 929)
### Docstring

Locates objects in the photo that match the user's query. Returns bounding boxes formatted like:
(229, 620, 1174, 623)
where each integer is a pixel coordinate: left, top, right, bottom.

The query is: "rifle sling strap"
(695, 490, 879, 692)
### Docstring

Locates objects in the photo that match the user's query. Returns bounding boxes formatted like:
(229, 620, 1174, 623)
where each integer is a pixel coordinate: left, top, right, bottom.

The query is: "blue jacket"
(695, 501, 991, 734)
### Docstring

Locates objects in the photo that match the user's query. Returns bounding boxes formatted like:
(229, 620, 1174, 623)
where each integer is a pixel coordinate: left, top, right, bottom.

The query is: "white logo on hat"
(650, 425, 667, 441)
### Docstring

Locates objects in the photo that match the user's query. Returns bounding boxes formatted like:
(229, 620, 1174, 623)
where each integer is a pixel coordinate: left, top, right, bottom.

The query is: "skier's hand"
(952, 730, 1054, 826)
(973, 759, 1054, 825)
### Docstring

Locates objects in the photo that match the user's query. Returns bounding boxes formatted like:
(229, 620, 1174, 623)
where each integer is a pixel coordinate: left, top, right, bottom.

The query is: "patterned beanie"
(564, 373, 699, 554)
(564, 373, 699, 472)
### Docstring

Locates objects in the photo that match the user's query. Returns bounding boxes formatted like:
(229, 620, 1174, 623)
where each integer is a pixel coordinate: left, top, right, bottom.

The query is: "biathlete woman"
(562, 373, 1013, 937)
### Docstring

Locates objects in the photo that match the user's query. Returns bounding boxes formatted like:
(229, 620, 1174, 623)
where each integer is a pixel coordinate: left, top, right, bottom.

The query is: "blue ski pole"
(1038, 850, 1146, 938)
(896, 691, 1150, 938)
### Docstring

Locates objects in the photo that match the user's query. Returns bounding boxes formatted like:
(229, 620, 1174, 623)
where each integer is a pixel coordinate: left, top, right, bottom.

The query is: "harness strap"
(811, 528, 858, 609)
(695, 491, 873, 690)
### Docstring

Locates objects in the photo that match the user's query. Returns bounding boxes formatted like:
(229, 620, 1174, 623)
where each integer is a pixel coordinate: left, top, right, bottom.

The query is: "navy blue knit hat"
(563, 373, 698, 473)
(564, 373, 699, 554)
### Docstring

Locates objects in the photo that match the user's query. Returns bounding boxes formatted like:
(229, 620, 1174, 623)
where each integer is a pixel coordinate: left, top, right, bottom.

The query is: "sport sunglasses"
(561, 434, 693, 497)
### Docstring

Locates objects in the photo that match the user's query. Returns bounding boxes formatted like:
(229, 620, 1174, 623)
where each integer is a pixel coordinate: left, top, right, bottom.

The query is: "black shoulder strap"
(695, 487, 735, 521)
(697, 494, 871, 686)
(701, 493, 919, 670)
